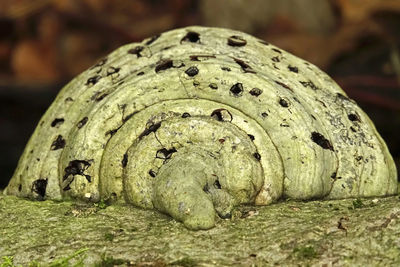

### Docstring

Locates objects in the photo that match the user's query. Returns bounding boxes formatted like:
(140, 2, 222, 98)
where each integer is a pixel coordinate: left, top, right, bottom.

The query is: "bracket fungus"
(4, 26, 398, 230)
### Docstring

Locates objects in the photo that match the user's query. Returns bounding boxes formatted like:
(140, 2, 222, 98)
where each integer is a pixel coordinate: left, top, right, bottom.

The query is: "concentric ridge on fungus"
(4, 26, 398, 230)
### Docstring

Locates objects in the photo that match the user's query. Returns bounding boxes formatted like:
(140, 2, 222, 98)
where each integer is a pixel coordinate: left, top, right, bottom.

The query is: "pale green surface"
(1, 195, 400, 266)
(4, 26, 398, 230)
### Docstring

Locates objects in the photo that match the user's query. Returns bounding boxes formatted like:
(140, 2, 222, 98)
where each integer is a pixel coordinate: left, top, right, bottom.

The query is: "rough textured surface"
(4, 26, 398, 229)
(1, 194, 400, 266)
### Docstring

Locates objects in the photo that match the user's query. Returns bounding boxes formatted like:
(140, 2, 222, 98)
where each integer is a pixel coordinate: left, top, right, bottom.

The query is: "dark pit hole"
(65, 97, 74, 102)
(214, 179, 222, 189)
(106, 67, 120, 76)
(181, 31, 200, 43)
(156, 147, 177, 160)
(227, 35, 247, 47)
(149, 170, 156, 178)
(211, 109, 233, 122)
(348, 113, 361, 122)
(121, 153, 128, 168)
(253, 153, 261, 161)
(209, 83, 218, 90)
(337, 93, 350, 101)
(261, 112, 268, 118)
(300, 80, 319, 90)
(77, 117, 88, 129)
(50, 135, 66, 150)
(288, 65, 298, 73)
(51, 118, 64, 127)
(271, 56, 280, 62)
(94, 93, 109, 102)
(63, 160, 92, 183)
(311, 132, 334, 151)
(128, 46, 144, 57)
(155, 59, 173, 73)
(350, 126, 357, 132)
(86, 75, 101, 86)
(250, 254, 257, 258)
(138, 122, 161, 139)
(221, 66, 231, 71)
(137, 71, 145, 76)
(272, 48, 282, 54)
(331, 172, 337, 179)
(233, 58, 255, 73)
(279, 98, 290, 107)
(230, 83, 243, 97)
(145, 34, 161, 45)
(181, 112, 191, 118)
(32, 178, 48, 199)
(18, 184, 22, 192)
(248, 134, 255, 141)
(249, 88, 262, 97)
(275, 81, 293, 91)
(185, 66, 199, 77)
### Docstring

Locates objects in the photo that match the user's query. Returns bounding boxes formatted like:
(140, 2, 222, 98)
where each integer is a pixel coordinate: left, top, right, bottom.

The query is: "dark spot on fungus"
(248, 134, 255, 141)
(18, 184, 22, 192)
(149, 170, 156, 177)
(275, 81, 293, 91)
(211, 109, 233, 122)
(122, 153, 128, 168)
(253, 153, 261, 161)
(214, 179, 222, 189)
(337, 93, 350, 101)
(227, 36, 247, 47)
(32, 178, 48, 199)
(272, 48, 282, 54)
(300, 81, 319, 90)
(155, 59, 173, 73)
(221, 66, 231, 71)
(77, 117, 88, 129)
(106, 67, 120, 76)
(233, 58, 255, 73)
(51, 118, 64, 127)
(181, 31, 200, 43)
(86, 75, 101, 86)
(261, 112, 268, 118)
(311, 132, 334, 151)
(279, 98, 289, 107)
(230, 83, 243, 97)
(203, 183, 210, 193)
(156, 147, 177, 160)
(331, 172, 337, 179)
(65, 97, 74, 102)
(181, 112, 191, 118)
(50, 135, 66, 150)
(190, 55, 215, 61)
(128, 46, 144, 57)
(185, 66, 199, 77)
(271, 56, 280, 62)
(209, 83, 218, 90)
(350, 126, 357, 133)
(138, 122, 162, 139)
(288, 65, 298, 73)
(63, 160, 92, 185)
(145, 34, 161, 45)
(249, 88, 262, 97)
(348, 113, 361, 122)
(137, 71, 145, 76)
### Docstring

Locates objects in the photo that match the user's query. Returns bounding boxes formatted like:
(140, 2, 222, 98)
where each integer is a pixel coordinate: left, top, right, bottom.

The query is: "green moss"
(94, 254, 125, 267)
(293, 245, 318, 259)
(352, 199, 364, 209)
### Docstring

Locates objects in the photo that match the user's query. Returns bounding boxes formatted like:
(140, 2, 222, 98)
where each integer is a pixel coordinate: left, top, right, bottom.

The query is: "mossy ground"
(1, 194, 400, 266)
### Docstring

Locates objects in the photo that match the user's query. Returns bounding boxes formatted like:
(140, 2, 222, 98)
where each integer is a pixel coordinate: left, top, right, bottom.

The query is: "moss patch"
(1, 195, 400, 266)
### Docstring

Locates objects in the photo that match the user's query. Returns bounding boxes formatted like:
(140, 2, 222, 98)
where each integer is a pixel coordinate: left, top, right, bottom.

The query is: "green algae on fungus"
(3, 26, 398, 230)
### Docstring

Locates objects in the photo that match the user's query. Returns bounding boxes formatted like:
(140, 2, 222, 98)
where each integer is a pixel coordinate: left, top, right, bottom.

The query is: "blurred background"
(0, 0, 399, 188)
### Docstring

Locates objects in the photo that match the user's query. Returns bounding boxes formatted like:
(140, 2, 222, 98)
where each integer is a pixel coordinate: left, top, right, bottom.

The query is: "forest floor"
(1, 194, 400, 266)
